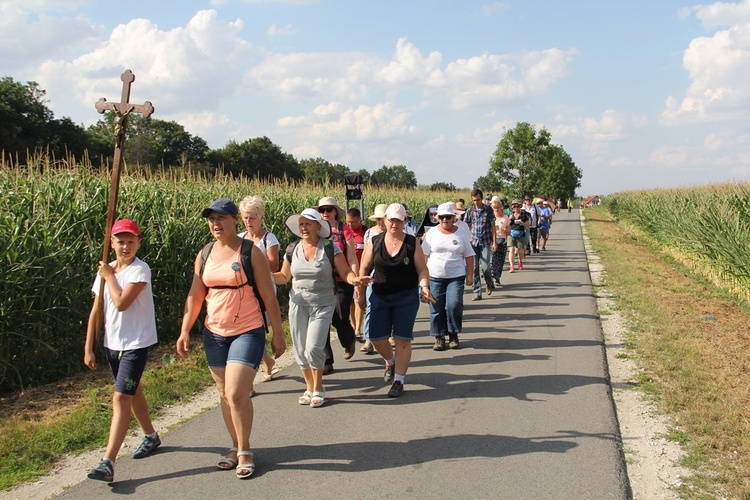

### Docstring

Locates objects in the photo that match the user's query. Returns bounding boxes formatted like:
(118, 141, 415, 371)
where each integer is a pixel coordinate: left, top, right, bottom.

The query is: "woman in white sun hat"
(273, 208, 370, 408)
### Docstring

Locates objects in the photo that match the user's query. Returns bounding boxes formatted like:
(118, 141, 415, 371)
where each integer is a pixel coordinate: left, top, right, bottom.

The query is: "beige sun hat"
(314, 196, 345, 220)
(368, 203, 389, 221)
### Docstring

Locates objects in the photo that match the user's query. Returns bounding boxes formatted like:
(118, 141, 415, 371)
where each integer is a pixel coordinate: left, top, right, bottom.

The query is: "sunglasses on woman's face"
(318, 206, 336, 213)
(438, 215, 453, 220)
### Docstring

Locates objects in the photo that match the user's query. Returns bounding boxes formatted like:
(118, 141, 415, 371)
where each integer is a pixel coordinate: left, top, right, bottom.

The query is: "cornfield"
(0, 158, 461, 392)
(603, 182, 750, 300)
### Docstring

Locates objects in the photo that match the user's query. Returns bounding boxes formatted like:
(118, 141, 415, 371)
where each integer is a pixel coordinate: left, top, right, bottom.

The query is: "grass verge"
(584, 206, 750, 498)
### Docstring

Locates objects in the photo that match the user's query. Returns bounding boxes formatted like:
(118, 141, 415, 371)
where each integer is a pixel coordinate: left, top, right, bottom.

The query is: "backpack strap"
(199, 241, 215, 278)
(285, 240, 300, 263)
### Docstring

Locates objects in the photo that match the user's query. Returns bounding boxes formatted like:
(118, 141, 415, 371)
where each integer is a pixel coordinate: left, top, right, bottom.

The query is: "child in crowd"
(84, 219, 160, 482)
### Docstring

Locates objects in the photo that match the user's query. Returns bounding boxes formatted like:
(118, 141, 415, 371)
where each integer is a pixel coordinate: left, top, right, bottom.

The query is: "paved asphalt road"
(61, 210, 630, 499)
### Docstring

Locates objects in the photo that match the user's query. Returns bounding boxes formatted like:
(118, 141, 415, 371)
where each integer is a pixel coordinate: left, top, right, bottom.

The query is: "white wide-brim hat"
(314, 196, 346, 220)
(284, 208, 331, 239)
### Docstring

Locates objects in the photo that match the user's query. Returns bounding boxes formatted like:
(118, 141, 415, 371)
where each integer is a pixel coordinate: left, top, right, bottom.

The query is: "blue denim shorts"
(367, 287, 420, 341)
(203, 326, 265, 370)
(105, 346, 149, 396)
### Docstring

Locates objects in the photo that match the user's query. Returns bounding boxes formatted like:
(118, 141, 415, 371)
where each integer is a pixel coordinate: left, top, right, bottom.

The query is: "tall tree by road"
(489, 122, 551, 198)
(486, 122, 580, 200)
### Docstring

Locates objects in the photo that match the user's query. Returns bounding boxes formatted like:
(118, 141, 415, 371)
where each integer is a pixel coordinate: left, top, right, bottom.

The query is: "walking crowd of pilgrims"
(84, 190, 557, 482)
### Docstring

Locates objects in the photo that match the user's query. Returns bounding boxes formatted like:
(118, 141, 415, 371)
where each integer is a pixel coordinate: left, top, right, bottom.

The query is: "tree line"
(2, 77, 581, 195)
(0, 77, 427, 189)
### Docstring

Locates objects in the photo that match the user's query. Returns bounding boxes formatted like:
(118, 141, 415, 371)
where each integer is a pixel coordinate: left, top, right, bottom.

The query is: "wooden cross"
(91, 69, 154, 351)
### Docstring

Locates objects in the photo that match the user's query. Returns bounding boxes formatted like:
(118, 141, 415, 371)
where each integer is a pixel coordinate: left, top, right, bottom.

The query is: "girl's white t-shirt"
(421, 227, 475, 279)
(92, 257, 158, 351)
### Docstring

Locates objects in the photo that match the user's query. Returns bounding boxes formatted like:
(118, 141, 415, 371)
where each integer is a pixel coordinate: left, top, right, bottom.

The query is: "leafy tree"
(86, 113, 209, 169)
(473, 170, 507, 193)
(489, 122, 551, 198)
(537, 144, 582, 203)
(355, 168, 371, 185)
(85, 113, 118, 166)
(0, 77, 53, 159)
(300, 157, 351, 185)
(46, 117, 89, 161)
(429, 181, 457, 191)
(207, 136, 303, 180)
(370, 164, 417, 188)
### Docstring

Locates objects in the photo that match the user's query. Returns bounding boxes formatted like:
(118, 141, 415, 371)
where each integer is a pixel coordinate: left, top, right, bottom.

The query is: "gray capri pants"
(288, 300, 335, 370)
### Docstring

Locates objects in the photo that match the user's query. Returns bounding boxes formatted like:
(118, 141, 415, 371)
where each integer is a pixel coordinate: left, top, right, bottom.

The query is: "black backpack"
(199, 239, 267, 331)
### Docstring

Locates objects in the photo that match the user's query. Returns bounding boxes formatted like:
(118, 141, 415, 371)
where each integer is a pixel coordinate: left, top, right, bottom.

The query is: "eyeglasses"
(318, 207, 336, 213)
(438, 215, 453, 220)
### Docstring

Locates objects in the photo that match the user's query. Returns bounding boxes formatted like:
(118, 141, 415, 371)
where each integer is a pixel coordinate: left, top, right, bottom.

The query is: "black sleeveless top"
(372, 233, 418, 295)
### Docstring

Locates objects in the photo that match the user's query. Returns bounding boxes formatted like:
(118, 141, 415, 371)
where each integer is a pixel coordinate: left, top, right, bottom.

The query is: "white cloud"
(662, 1, 750, 124)
(32, 10, 253, 120)
(245, 37, 577, 109)
(376, 38, 443, 87)
(649, 145, 688, 167)
(245, 52, 375, 101)
(519, 48, 579, 92)
(277, 101, 415, 140)
(582, 109, 628, 141)
(694, 0, 750, 27)
(0, 1, 101, 70)
(456, 120, 514, 146)
(267, 23, 294, 36)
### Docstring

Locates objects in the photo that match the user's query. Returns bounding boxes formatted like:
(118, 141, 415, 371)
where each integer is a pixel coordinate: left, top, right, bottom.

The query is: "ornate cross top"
(95, 69, 154, 142)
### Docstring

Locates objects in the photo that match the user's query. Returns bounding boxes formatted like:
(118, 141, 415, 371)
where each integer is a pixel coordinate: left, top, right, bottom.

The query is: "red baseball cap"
(111, 219, 141, 236)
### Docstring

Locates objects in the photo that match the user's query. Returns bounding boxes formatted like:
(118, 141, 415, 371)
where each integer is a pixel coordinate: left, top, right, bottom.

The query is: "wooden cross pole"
(91, 69, 154, 350)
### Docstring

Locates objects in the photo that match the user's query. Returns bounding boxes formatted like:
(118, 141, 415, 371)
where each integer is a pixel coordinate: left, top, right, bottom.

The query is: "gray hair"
(239, 195, 266, 219)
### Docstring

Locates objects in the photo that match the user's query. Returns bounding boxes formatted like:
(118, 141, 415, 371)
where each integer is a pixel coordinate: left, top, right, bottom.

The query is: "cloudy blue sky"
(3, 0, 750, 195)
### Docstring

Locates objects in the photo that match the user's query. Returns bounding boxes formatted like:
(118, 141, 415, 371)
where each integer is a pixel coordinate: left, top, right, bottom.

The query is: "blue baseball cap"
(201, 198, 239, 217)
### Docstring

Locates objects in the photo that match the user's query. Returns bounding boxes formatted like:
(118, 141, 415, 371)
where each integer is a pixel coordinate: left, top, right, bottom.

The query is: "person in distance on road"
(507, 200, 530, 273)
(464, 189, 497, 301)
(490, 197, 510, 287)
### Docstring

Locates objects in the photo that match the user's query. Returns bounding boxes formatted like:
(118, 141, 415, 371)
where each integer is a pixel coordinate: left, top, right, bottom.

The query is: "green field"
(0, 159, 462, 392)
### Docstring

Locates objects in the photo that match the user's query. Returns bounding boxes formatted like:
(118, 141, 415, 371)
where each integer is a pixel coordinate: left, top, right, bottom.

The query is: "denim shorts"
(203, 326, 265, 370)
(367, 288, 420, 341)
(105, 346, 149, 396)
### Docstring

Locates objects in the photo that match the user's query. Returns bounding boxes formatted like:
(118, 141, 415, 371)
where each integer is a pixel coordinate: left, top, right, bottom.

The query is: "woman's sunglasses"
(318, 206, 336, 213)
(438, 215, 453, 220)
